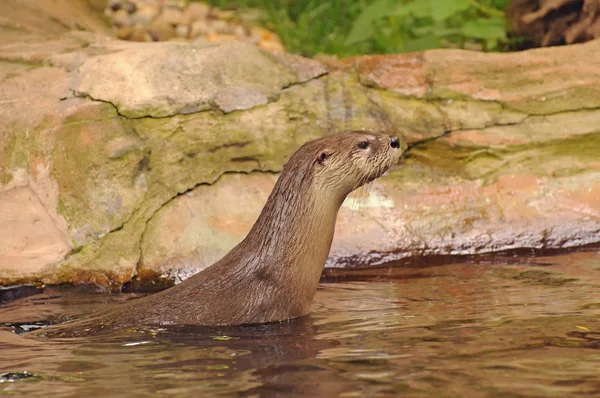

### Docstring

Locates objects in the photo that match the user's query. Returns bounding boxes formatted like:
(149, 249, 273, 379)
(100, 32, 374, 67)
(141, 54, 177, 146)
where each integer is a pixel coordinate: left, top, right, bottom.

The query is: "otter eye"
(317, 151, 330, 165)
(358, 141, 369, 149)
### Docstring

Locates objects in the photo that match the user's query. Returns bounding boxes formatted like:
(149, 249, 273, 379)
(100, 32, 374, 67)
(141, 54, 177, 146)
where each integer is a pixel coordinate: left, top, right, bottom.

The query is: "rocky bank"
(1, 0, 599, 288)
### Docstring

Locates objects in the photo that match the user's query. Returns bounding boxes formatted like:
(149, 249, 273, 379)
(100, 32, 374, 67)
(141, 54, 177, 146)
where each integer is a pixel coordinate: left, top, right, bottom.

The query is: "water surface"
(1, 248, 600, 397)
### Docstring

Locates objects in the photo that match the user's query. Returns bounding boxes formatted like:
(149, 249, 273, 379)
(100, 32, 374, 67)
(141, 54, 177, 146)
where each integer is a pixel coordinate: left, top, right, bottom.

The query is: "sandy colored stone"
(0, 187, 70, 281)
(105, 0, 286, 52)
(190, 20, 210, 38)
(139, 163, 600, 276)
(175, 24, 190, 38)
(259, 38, 285, 52)
(149, 18, 175, 41)
(113, 9, 132, 28)
(0, 0, 111, 36)
(334, 39, 600, 115)
(129, 25, 153, 42)
(0, 1, 599, 286)
(161, 6, 188, 26)
(207, 33, 238, 43)
(116, 26, 135, 40)
(211, 20, 232, 34)
(130, 5, 160, 27)
(187, 2, 209, 22)
(72, 40, 326, 117)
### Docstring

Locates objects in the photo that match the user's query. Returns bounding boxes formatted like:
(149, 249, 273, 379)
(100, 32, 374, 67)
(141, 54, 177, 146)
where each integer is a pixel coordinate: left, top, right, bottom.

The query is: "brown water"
(1, 249, 600, 397)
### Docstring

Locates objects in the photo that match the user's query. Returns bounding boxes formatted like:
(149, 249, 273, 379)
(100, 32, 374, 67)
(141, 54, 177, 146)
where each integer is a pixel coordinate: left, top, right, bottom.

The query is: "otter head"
(311, 131, 405, 198)
(281, 131, 405, 206)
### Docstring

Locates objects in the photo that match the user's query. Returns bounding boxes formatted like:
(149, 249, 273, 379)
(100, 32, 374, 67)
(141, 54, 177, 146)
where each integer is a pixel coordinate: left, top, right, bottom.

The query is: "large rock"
(0, 1, 599, 287)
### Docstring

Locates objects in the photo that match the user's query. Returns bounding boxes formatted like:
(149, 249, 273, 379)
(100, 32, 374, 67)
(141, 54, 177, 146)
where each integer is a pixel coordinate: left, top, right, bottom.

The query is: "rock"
(187, 2, 210, 22)
(130, 5, 160, 27)
(71, 41, 326, 118)
(213, 86, 269, 113)
(0, 0, 599, 287)
(149, 18, 175, 41)
(112, 9, 132, 28)
(109, 0, 123, 11)
(211, 8, 235, 20)
(104, 0, 286, 52)
(167, 0, 186, 8)
(124, 1, 137, 14)
(175, 24, 189, 38)
(0, 187, 71, 281)
(190, 20, 210, 38)
(129, 25, 153, 42)
(161, 6, 188, 26)
(0, 0, 111, 36)
(116, 26, 135, 39)
(207, 33, 238, 43)
(233, 24, 246, 39)
(211, 19, 232, 34)
(250, 26, 285, 51)
(259, 37, 285, 52)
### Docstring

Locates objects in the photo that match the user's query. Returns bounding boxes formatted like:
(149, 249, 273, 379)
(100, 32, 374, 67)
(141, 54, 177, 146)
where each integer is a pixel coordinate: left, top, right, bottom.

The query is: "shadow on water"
(1, 245, 600, 397)
(321, 242, 600, 283)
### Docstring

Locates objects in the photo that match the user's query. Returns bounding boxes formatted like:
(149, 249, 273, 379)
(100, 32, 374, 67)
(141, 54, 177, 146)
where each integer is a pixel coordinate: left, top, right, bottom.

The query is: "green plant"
(345, 0, 512, 53)
(201, 0, 514, 56)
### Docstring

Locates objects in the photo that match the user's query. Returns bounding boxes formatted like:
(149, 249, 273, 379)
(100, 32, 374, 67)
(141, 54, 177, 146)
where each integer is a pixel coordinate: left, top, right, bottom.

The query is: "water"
(1, 248, 600, 397)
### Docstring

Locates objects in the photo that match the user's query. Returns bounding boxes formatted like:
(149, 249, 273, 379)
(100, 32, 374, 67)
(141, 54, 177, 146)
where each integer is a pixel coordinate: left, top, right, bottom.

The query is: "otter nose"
(390, 135, 400, 148)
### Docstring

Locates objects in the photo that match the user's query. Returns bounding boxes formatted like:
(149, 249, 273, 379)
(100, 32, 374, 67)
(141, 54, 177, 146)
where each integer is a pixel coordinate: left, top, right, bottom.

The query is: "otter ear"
(317, 151, 331, 165)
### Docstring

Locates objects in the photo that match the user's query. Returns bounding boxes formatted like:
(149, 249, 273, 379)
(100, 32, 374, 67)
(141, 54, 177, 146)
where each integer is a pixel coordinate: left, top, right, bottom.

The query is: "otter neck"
(239, 174, 345, 301)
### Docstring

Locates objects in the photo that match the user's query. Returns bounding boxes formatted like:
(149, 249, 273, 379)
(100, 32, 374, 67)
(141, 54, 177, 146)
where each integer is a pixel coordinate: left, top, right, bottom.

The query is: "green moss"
(504, 85, 600, 115)
(1, 171, 13, 185)
(62, 102, 119, 125)
(368, 89, 446, 139)
(5, 129, 29, 172)
(50, 104, 147, 248)
(324, 73, 403, 133)
(404, 127, 600, 184)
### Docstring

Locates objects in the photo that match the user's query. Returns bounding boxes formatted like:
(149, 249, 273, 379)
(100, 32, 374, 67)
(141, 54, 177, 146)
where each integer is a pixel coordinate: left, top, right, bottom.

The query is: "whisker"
(364, 181, 373, 206)
(350, 172, 369, 217)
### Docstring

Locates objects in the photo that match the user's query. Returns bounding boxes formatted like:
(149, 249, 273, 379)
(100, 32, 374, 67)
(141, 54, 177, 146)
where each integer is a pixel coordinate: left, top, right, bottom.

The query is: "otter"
(38, 131, 404, 337)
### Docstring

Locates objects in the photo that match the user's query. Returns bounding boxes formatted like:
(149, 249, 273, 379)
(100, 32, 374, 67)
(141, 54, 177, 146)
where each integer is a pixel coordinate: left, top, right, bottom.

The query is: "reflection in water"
(1, 249, 600, 397)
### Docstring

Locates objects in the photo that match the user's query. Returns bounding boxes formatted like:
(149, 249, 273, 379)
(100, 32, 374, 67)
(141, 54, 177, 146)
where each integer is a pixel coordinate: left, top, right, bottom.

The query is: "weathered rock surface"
(0, 1, 599, 287)
(73, 41, 326, 117)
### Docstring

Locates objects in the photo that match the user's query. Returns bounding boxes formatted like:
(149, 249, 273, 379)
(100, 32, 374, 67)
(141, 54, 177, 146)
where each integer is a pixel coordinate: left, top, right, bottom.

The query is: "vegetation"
(204, 0, 516, 57)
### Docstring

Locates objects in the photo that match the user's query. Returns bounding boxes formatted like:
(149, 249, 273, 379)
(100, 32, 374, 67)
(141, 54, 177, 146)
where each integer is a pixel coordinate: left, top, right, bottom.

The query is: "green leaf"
(391, 0, 433, 18)
(345, 0, 395, 45)
(430, 0, 470, 22)
(486, 38, 499, 50)
(402, 34, 441, 52)
(493, 0, 512, 9)
(461, 18, 507, 40)
(413, 23, 462, 38)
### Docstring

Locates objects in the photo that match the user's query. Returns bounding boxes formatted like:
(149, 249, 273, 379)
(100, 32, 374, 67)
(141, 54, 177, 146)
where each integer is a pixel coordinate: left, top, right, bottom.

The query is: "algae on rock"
(1, 14, 600, 286)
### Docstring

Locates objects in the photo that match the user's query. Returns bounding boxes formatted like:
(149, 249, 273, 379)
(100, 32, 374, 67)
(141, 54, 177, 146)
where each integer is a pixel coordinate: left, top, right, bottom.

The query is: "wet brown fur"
(38, 131, 404, 337)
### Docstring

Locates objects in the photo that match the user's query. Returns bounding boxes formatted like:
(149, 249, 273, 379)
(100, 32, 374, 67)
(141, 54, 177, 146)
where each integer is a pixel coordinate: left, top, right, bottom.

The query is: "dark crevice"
(0, 56, 44, 68)
(403, 104, 600, 152)
(280, 69, 329, 91)
(208, 140, 252, 153)
(72, 91, 190, 120)
(130, 168, 280, 279)
(407, 129, 453, 151)
(499, 102, 600, 118)
(73, 70, 329, 120)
